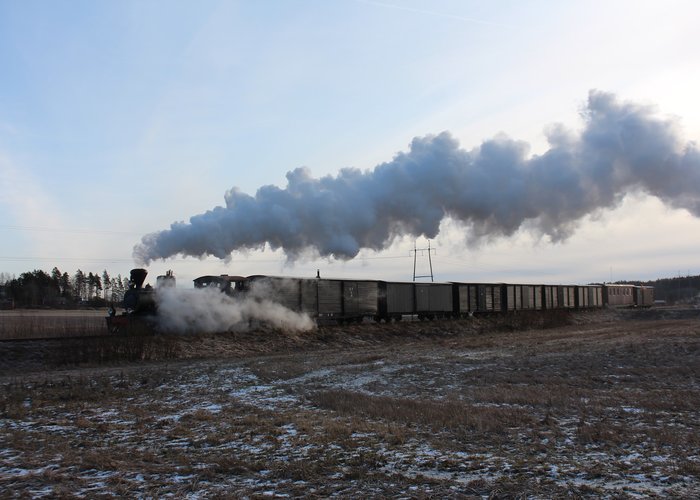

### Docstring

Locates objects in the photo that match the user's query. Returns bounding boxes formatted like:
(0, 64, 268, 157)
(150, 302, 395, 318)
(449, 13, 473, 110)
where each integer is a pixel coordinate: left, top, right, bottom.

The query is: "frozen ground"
(1, 309, 699, 497)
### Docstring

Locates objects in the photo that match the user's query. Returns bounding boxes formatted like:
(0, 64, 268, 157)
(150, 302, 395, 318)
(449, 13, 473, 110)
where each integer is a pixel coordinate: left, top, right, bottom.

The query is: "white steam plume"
(155, 285, 315, 334)
(134, 91, 700, 264)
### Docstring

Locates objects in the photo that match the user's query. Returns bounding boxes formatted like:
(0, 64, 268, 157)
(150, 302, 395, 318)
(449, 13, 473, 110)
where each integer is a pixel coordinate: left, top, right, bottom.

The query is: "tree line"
(620, 274, 700, 305)
(0, 267, 131, 308)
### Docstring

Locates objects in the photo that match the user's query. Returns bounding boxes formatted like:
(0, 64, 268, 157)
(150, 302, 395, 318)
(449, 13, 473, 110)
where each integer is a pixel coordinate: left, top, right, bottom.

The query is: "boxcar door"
(343, 281, 360, 316)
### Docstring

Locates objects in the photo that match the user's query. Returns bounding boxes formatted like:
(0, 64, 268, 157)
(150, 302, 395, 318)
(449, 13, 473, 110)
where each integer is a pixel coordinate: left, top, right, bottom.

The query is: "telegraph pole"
(411, 240, 435, 282)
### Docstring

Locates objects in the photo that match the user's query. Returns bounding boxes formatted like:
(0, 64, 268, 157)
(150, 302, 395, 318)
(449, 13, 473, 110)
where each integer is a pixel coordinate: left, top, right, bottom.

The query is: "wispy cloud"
(0, 153, 66, 250)
(353, 0, 510, 27)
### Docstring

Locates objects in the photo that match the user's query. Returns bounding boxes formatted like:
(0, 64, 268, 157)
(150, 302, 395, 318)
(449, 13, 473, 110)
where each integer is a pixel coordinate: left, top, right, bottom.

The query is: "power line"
(0, 224, 143, 236)
(0, 256, 134, 263)
(356, 254, 411, 260)
(410, 240, 435, 281)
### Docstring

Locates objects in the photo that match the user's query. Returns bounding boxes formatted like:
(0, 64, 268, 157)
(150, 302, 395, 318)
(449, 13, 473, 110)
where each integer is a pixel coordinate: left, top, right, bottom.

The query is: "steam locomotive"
(105, 268, 174, 333)
(107, 269, 653, 331)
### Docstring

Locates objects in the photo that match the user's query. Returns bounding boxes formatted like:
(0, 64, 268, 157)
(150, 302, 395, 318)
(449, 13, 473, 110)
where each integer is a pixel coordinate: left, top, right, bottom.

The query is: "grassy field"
(1, 308, 699, 497)
(0, 310, 108, 340)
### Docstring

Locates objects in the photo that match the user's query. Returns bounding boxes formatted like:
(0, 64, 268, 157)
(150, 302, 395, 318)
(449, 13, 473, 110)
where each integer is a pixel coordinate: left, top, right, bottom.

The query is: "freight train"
(107, 269, 653, 331)
(192, 272, 654, 323)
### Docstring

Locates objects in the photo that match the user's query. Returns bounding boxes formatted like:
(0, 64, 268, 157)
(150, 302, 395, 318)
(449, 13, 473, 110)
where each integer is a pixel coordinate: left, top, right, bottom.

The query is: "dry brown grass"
(311, 390, 536, 436)
(1, 309, 699, 497)
(0, 310, 107, 340)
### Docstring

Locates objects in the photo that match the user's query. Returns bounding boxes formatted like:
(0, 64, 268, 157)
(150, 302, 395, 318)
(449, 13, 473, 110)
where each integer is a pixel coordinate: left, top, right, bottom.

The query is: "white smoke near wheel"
(155, 284, 315, 334)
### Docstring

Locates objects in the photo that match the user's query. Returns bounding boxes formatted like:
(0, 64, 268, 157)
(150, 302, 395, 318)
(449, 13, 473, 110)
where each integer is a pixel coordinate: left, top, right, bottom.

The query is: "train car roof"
(449, 282, 606, 288)
(247, 274, 381, 283)
(379, 280, 454, 285)
(193, 275, 247, 282)
(602, 283, 645, 287)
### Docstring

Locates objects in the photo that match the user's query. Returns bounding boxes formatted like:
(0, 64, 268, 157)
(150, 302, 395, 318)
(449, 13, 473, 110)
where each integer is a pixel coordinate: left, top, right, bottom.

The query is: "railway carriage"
(577, 285, 604, 308)
(193, 274, 246, 294)
(542, 286, 558, 309)
(635, 286, 654, 307)
(602, 284, 654, 308)
(458, 283, 505, 314)
(378, 281, 455, 321)
(198, 275, 382, 323)
(415, 282, 454, 319)
(379, 281, 414, 321)
(503, 284, 541, 311)
(603, 284, 636, 307)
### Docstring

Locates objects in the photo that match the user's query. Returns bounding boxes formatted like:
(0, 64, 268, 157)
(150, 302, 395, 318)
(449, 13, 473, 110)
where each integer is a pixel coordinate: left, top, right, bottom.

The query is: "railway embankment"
(2, 307, 698, 376)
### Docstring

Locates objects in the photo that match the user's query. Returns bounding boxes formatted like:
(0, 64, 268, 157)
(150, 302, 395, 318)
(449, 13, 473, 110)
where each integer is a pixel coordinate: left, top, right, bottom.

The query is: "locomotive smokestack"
(133, 91, 700, 264)
(130, 268, 148, 289)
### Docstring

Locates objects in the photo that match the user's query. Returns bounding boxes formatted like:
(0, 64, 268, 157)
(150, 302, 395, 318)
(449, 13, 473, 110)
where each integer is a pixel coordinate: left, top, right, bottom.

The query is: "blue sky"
(1, 0, 700, 286)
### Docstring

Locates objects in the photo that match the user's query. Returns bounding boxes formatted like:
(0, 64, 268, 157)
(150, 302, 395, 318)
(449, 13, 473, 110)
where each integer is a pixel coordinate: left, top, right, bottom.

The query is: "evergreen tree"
(87, 272, 95, 299)
(74, 269, 86, 301)
(94, 274, 102, 300)
(8, 270, 59, 307)
(102, 270, 111, 301)
(111, 275, 125, 303)
(51, 267, 63, 296)
(60, 272, 72, 299)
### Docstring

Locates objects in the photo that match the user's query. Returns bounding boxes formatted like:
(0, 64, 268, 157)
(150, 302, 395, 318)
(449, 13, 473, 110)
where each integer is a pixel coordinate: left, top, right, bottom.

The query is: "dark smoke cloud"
(134, 91, 700, 264)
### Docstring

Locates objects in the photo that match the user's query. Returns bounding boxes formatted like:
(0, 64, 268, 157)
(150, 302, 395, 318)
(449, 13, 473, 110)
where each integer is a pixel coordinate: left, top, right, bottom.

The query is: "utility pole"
(411, 240, 435, 282)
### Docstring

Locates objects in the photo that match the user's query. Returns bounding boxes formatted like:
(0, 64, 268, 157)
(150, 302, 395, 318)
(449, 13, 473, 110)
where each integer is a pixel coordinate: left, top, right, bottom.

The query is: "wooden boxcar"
(451, 283, 504, 314)
(634, 286, 654, 307)
(379, 281, 414, 320)
(603, 284, 636, 307)
(504, 284, 541, 311)
(245, 275, 379, 321)
(415, 283, 454, 318)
